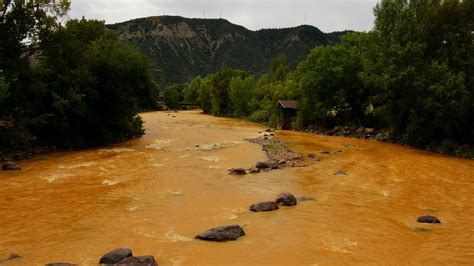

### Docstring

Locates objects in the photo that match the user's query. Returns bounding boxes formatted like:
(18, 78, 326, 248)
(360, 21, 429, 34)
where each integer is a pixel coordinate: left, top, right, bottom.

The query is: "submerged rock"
(195, 225, 245, 242)
(334, 169, 347, 176)
(249, 167, 260, 174)
(249, 201, 279, 212)
(0, 253, 21, 263)
(228, 168, 247, 175)
(116, 256, 158, 266)
(308, 153, 317, 158)
(2, 162, 21, 170)
(99, 247, 133, 264)
(276, 192, 297, 206)
(417, 215, 441, 224)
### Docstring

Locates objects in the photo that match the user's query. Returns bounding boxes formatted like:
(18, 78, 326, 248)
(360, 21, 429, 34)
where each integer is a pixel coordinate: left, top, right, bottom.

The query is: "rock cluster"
(304, 126, 394, 142)
(2, 162, 21, 170)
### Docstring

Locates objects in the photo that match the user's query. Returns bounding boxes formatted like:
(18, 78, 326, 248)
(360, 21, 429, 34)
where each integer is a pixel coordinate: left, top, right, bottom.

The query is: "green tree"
(229, 75, 255, 117)
(297, 33, 368, 128)
(164, 84, 185, 109)
(362, 0, 473, 147)
(34, 18, 158, 148)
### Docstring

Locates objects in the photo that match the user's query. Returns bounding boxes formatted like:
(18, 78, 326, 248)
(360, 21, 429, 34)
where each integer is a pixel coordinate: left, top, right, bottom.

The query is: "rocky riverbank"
(302, 125, 473, 159)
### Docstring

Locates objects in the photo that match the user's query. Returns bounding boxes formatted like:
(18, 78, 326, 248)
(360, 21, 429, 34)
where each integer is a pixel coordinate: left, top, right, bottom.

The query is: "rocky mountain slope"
(107, 16, 349, 85)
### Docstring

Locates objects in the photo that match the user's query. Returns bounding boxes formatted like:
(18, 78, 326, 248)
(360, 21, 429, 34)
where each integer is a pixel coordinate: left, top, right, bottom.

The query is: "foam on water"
(146, 139, 174, 150)
(102, 179, 122, 186)
(165, 231, 193, 243)
(59, 161, 97, 169)
(42, 173, 74, 183)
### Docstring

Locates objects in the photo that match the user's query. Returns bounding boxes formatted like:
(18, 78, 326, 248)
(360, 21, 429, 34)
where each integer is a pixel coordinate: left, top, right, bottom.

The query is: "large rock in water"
(276, 192, 297, 206)
(255, 161, 274, 169)
(249, 201, 278, 212)
(228, 168, 247, 175)
(249, 201, 279, 212)
(2, 162, 21, 170)
(99, 247, 133, 264)
(195, 225, 245, 242)
(417, 215, 441, 224)
(116, 256, 158, 266)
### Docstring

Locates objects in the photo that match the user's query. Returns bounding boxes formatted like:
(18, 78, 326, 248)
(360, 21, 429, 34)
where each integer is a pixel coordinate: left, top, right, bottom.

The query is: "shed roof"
(277, 100, 299, 110)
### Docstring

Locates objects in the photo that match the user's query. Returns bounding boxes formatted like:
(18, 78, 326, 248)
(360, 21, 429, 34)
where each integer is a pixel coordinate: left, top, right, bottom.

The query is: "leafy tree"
(229, 75, 255, 117)
(362, 0, 473, 147)
(209, 67, 250, 116)
(296, 33, 368, 127)
(9, 18, 159, 148)
(164, 84, 185, 109)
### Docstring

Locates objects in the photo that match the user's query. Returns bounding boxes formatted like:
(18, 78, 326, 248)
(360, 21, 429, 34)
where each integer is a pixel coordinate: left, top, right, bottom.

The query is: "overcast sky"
(68, 0, 379, 33)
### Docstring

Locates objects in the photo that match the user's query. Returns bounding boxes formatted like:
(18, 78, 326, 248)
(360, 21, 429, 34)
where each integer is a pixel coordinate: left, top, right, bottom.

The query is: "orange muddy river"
(0, 111, 473, 265)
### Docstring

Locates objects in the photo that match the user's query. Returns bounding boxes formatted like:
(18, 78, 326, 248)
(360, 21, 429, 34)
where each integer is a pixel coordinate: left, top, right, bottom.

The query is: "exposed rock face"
(417, 215, 441, 224)
(107, 16, 348, 85)
(195, 225, 245, 242)
(2, 162, 21, 170)
(249, 201, 279, 212)
(116, 256, 158, 266)
(276, 192, 297, 206)
(99, 247, 133, 264)
(228, 168, 247, 175)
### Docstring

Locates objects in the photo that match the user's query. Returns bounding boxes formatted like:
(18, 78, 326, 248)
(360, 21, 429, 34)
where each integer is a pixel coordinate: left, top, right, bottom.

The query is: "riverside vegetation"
(1, 0, 472, 159)
(170, 0, 473, 158)
(0, 0, 158, 158)
(166, 0, 474, 158)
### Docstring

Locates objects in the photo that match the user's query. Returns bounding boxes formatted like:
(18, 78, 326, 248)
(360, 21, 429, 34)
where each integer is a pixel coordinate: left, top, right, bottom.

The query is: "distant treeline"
(166, 0, 473, 155)
(0, 1, 158, 153)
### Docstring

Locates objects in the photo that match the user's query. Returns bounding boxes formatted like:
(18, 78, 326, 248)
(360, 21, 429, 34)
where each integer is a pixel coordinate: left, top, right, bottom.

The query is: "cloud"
(68, 0, 378, 32)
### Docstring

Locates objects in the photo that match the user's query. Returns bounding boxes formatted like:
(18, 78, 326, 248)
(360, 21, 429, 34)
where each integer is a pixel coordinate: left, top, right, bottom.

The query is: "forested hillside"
(108, 16, 349, 85)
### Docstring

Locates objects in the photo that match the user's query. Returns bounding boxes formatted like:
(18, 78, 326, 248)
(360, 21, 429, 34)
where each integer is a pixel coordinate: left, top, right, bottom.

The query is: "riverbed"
(1, 111, 473, 265)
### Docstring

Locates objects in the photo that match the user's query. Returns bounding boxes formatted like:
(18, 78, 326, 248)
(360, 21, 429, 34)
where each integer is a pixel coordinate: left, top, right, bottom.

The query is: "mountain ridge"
(107, 16, 351, 85)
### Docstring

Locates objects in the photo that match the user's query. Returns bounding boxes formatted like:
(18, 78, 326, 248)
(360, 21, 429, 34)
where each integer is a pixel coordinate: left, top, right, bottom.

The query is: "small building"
(277, 100, 299, 130)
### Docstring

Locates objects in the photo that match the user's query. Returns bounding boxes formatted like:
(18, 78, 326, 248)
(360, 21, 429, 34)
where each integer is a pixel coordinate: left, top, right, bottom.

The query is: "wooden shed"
(277, 100, 299, 130)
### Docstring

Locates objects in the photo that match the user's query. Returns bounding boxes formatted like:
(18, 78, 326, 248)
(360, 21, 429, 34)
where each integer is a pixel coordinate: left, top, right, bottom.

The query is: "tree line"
(172, 0, 473, 155)
(0, 1, 158, 153)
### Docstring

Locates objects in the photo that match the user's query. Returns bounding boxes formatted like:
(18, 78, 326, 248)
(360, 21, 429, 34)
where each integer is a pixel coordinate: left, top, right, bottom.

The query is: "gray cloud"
(68, 0, 378, 32)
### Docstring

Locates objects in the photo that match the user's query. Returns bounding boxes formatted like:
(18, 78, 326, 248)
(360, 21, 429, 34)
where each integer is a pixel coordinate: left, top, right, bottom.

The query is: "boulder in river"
(276, 192, 297, 206)
(249, 201, 279, 212)
(255, 160, 275, 169)
(249, 167, 260, 174)
(417, 215, 441, 224)
(116, 256, 158, 266)
(228, 168, 247, 175)
(195, 225, 245, 242)
(99, 247, 133, 264)
(2, 162, 21, 170)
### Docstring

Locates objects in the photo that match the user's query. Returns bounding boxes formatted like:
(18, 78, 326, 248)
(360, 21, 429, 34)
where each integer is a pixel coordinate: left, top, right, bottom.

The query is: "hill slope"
(108, 16, 348, 85)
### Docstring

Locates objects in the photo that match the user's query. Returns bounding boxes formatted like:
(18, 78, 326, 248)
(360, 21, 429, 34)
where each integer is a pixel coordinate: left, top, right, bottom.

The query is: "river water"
(0, 111, 473, 265)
